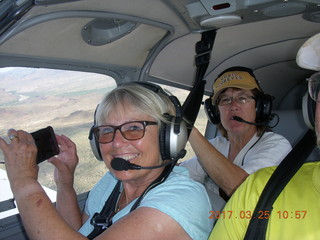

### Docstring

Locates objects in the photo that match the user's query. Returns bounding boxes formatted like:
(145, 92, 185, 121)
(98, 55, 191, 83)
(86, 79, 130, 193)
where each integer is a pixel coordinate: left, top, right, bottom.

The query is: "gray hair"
(96, 83, 176, 126)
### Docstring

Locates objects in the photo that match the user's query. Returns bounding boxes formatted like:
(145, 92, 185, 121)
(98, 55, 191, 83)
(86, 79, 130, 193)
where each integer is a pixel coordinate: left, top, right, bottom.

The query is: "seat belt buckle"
(90, 212, 113, 230)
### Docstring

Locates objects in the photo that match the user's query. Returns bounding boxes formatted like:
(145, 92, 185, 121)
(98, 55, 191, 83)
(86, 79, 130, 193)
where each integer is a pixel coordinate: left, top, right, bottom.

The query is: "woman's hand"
(48, 135, 79, 189)
(0, 129, 39, 192)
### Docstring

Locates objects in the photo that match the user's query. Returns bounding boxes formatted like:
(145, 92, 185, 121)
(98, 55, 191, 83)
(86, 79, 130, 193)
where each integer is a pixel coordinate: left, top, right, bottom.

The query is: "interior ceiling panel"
(29, 0, 188, 28)
(0, 0, 189, 71)
(148, 33, 200, 87)
(150, 12, 320, 93)
(0, 19, 167, 68)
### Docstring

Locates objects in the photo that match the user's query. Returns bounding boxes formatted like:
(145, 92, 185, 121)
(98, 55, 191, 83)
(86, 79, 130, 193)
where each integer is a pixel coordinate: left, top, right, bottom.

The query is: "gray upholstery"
(272, 109, 319, 162)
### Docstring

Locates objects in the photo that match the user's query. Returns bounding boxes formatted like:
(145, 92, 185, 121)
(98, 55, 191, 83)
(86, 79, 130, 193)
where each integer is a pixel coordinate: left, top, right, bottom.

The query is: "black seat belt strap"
(182, 30, 216, 135)
(87, 180, 121, 240)
(244, 129, 315, 240)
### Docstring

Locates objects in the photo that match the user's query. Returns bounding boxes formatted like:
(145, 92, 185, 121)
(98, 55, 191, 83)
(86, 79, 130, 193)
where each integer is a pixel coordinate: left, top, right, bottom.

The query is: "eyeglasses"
(93, 121, 158, 143)
(217, 95, 255, 106)
(307, 72, 320, 102)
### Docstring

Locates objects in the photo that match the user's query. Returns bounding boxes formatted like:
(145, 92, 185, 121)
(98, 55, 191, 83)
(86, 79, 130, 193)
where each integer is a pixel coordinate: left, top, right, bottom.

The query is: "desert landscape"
(0, 67, 207, 194)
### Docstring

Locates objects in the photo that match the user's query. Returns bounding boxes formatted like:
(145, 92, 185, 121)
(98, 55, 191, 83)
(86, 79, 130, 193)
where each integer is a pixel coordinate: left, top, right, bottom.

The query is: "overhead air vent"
(200, 14, 242, 28)
(82, 18, 137, 46)
(199, 0, 242, 28)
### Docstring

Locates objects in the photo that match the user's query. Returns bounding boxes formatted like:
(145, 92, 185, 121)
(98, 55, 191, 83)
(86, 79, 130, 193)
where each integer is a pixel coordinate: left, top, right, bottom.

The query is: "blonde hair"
(96, 83, 176, 126)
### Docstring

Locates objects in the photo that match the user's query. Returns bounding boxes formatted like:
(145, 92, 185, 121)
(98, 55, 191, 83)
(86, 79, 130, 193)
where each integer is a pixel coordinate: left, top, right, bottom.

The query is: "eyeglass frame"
(307, 72, 320, 102)
(217, 94, 256, 106)
(93, 120, 158, 144)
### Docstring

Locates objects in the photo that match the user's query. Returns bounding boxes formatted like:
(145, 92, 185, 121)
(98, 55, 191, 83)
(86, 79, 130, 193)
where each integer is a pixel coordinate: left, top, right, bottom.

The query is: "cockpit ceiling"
(150, 12, 320, 88)
(0, 0, 187, 69)
(0, 18, 167, 68)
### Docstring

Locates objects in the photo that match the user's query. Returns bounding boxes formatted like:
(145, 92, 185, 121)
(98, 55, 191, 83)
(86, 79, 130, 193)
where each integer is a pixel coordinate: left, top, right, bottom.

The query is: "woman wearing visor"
(209, 32, 320, 240)
(181, 66, 292, 205)
(0, 82, 213, 240)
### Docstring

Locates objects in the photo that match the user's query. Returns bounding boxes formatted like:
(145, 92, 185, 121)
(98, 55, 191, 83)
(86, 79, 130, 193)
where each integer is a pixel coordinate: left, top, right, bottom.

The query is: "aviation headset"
(204, 67, 274, 125)
(88, 81, 188, 161)
(302, 91, 316, 130)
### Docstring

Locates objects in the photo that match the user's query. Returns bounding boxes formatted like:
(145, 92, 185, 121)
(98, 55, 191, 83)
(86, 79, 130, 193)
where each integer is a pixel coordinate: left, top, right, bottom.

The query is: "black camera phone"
(31, 126, 60, 164)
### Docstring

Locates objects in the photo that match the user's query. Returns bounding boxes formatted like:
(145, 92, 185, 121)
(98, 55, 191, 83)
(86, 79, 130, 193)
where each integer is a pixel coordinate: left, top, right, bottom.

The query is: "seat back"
(272, 109, 319, 162)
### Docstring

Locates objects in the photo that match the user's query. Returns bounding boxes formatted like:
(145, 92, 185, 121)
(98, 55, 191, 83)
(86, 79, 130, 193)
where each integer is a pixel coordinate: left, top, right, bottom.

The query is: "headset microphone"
(111, 158, 174, 171)
(233, 116, 267, 126)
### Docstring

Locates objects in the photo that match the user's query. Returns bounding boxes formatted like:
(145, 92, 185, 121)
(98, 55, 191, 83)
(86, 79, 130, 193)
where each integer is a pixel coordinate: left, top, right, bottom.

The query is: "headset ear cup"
(89, 104, 103, 161)
(159, 120, 170, 160)
(204, 97, 220, 124)
(169, 118, 188, 158)
(255, 94, 273, 123)
(89, 126, 103, 161)
(158, 114, 188, 160)
(302, 92, 316, 129)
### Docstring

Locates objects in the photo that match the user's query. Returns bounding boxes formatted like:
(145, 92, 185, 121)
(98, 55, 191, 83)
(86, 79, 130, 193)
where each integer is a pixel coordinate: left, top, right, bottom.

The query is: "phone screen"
(31, 126, 60, 164)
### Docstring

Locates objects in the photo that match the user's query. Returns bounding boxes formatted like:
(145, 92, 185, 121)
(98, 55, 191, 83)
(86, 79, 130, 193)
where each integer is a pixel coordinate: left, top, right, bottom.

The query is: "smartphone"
(31, 126, 60, 164)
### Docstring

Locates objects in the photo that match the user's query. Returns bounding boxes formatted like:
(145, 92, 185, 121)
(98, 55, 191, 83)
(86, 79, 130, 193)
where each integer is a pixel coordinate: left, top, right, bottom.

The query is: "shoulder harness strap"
(87, 180, 121, 239)
(244, 129, 315, 240)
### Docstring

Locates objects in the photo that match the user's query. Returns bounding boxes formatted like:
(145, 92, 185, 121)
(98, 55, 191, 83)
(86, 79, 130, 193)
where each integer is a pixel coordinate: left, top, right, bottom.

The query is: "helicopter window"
(0, 67, 207, 219)
(0, 67, 116, 197)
